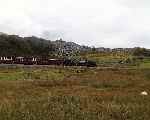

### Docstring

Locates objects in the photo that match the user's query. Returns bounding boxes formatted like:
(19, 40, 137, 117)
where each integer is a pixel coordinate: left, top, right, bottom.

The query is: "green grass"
(0, 67, 71, 81)
(138, 58, 150, 68)
(80, 52, 131, 66)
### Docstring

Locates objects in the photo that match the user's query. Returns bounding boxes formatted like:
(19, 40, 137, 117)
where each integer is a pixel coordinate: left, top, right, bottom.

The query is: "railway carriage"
(0, 56, 97, 67)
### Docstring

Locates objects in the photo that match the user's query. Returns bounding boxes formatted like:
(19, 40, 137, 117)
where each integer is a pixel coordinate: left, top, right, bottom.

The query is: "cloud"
(0, 0, 150, 48)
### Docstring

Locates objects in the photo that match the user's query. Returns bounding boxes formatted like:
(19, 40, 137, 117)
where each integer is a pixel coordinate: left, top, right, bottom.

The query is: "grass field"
(80, 52, 135, 67)
(0, 65, 149, 119)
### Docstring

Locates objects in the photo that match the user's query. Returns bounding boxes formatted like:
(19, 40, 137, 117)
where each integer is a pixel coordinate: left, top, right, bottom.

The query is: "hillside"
(0, 33, 150, 59)
(0, 34, 54, 56)
(0, 33, 91, 57)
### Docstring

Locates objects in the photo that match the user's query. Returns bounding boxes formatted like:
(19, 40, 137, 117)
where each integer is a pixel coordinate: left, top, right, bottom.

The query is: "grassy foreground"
(0, 66, 149, 119)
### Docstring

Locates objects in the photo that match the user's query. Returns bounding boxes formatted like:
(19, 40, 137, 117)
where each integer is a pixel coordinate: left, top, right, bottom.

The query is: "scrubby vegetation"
(0, 66, 149, 119)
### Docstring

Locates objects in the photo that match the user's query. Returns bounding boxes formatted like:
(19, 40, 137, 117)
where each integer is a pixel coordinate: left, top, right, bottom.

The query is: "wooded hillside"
(0, 34, 55, 56)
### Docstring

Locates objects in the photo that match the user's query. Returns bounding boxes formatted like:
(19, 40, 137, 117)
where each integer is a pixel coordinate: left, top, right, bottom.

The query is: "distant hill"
(0, 34, 54, 56)
(52, 40, 84, 56)
(0, 33, 93, 57)
(0, 33, 89, 57)
(0, 33, 149, 57)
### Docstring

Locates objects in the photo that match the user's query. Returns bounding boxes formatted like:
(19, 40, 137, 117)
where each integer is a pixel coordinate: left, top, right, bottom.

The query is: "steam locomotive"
(0, 56, 97, 67)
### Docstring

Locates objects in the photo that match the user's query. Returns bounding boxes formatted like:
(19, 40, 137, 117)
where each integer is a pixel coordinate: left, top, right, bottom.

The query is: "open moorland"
(0, 63, 150, 120)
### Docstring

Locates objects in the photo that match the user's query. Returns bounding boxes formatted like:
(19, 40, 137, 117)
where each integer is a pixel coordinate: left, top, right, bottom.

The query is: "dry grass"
(0, 66, 149, 119)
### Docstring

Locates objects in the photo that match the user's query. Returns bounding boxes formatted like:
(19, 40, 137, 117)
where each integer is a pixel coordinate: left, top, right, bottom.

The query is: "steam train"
(0, 56, 97, 67)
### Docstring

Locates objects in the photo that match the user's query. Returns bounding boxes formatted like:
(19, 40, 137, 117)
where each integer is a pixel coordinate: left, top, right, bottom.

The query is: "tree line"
(0, 34, 55, 57)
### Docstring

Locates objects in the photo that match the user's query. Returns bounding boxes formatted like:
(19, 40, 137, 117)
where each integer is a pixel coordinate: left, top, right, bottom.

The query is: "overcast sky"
(0, 0, 150, 48)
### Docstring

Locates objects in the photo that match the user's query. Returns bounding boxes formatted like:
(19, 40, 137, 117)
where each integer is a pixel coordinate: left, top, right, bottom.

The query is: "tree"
(133, 47, 150, 56)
